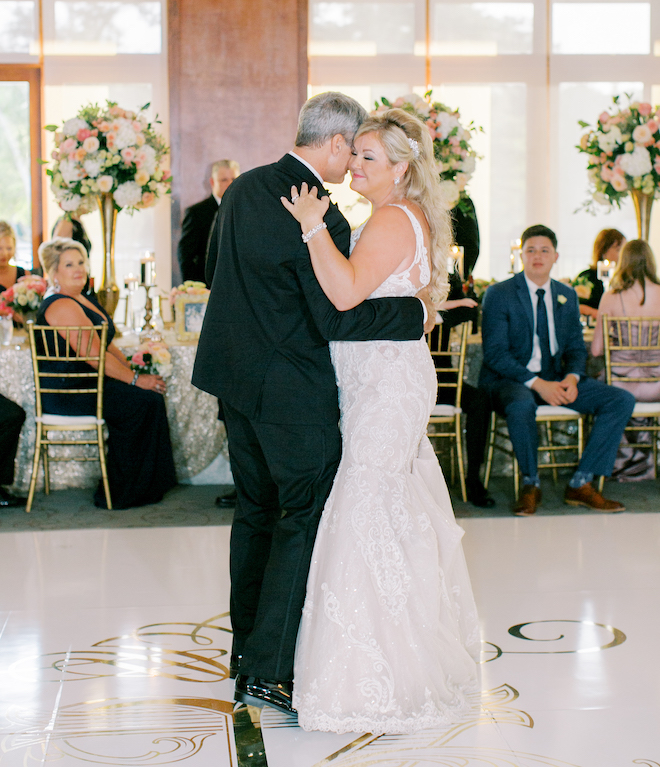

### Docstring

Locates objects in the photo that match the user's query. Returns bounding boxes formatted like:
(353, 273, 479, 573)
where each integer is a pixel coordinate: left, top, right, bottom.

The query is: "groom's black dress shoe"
(234, 674, 296, 715)
(466, 480, 495, 508)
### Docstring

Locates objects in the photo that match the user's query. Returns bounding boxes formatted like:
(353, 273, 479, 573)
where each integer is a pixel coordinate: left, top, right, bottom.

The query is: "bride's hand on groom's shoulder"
(281, 182, 329, 231)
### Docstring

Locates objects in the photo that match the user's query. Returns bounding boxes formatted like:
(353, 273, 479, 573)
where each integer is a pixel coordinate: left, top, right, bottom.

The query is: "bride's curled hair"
(354, 108, 451, 304)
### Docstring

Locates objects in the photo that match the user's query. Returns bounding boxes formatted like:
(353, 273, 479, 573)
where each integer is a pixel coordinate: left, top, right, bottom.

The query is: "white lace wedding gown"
(293, 205, 481, 735)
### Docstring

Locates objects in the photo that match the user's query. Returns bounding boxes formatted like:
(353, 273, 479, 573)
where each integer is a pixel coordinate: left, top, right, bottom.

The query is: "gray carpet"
(2, 476, 658, 532)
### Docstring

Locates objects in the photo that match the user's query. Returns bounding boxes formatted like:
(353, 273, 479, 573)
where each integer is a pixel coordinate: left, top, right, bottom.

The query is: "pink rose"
(109, 106, 125, 118)
(76, 128, 92, 142)
(74, 147, 86, 162)
(598, 111, 610, 124)
(121, 147, 136, 163)
(162, 169, 171, 181)
(600, 166, 613, 182)
(612, 162, 625, 175)
(51, 150, 59, 160)
(60, 137, 76, 154)
(647, 120, 658, 134)
(98, 121, 111, 132)
(131, 351, 145, 366)
(392, 97, 405, 107)
(632, 124, 653, 145)
(654, 157, 660, 174)
(638, 103, 652, 116)
(611, 175, 628, 192)
(140, 191, 156, 207)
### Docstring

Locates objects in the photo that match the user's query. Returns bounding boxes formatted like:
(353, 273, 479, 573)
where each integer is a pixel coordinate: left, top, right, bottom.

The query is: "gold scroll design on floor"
(0, 697, 235, 765)
(481, 619, 626, 663)
(9, 612, 234, 683)
(249, 684, 532, 767)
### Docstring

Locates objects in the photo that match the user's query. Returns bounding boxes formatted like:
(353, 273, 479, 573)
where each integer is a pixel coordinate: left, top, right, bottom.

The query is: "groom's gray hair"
(295, 92, 368, 148)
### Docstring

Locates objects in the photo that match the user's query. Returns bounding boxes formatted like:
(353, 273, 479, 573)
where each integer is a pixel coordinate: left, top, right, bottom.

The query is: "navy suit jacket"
(479, 271, 586, 389)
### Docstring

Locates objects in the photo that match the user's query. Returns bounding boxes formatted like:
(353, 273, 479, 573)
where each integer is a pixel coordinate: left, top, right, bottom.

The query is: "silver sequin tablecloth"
(0, 331, 227, 493)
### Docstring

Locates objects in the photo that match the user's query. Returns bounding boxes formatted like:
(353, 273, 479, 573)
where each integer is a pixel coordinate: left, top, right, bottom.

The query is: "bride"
(281, 108, 480, 735)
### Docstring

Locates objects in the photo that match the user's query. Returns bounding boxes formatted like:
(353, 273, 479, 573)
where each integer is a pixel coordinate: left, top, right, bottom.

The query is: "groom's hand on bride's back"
(416, 287, 437, 334)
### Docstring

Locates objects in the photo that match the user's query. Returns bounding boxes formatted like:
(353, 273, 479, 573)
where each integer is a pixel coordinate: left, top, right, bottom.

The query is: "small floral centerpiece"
(168, 280, 209, 306)
(45, 101, 171, 215)
(0, 275, 48, 318)
(374, 92, 482, 215)
(577, 95, 660, 212)
(571, 273, 593, 299)
(127, 340, 172, 378)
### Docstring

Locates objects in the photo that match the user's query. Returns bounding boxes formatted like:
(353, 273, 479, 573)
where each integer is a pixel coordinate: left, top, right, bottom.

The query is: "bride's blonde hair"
(354, 108, 451, 304)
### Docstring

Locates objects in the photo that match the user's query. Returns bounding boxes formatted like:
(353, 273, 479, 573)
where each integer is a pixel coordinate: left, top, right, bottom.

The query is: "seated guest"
(0, 221, 28, 292)
(575, 228, 626, 320)
(433, 294, 494, 507)
(178, 159, 240, 285)
(591, 239, 660, 480)
(0, 393, 26, 507)
(36, 238, 177, 509)
(479, 224, 634, 515)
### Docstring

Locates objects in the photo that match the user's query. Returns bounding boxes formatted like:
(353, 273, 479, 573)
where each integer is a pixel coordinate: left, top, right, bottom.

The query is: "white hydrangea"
(436, 112, 459, 140)
(593, 191, 612, 207)
(113, 181, 142, 208)
(59, 157, 84, 186)
(618, 146, 653, 178)
(438, 179, 460, 207)
(60, 194, 82, 212)
(461, 155, 476, 174)
(114, 118, 138, 150)
(62, 117, 88, 136)
(597, 126, 622, 153)
(136, 144, 157, 175)
(83, 156, 103, 178)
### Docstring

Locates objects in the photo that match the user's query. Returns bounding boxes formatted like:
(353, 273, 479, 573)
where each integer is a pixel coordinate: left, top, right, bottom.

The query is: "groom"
(193, 92, 434, 714)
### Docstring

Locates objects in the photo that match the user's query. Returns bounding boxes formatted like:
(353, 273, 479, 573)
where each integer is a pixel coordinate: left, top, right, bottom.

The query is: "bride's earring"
(54, 278, 61, 293)
(394, 177, 400, 186)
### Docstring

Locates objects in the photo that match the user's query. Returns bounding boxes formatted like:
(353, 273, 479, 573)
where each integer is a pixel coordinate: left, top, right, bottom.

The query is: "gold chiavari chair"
(26, 322, 111, 512)
(484, 407, 585, 499)
(602, 315, 660, 480)
(426, 321, 469, 502)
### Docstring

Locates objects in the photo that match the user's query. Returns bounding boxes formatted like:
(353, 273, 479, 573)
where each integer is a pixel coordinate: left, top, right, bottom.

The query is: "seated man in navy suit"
(479, 224, 635, 515)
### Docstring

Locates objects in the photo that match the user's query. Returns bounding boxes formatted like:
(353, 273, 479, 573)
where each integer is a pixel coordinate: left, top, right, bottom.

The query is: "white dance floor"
(0, 513, 658, 766)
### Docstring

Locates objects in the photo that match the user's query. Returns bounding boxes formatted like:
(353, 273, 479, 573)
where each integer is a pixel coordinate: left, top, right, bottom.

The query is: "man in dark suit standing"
(0, 393, 26, 507)
(479, 224, 634, 516)
(193, 92, 433, 714)
(177, 159, 240, 285)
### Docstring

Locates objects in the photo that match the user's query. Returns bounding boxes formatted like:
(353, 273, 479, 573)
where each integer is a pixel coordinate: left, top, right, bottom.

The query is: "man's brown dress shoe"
(564, 483, 625, 512)
(513, 485, 541, 516)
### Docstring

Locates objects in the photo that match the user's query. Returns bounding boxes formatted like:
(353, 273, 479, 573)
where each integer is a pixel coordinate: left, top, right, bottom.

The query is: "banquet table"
(0, 328, 228, 494)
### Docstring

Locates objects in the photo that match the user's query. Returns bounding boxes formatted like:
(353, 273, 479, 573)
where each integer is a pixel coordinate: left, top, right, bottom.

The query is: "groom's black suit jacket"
(192, 153, 424, 426)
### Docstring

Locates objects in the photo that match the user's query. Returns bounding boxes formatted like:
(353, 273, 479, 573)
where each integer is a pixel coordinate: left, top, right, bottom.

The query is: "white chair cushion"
(536, 405, 580, 417)
(37, 415, 105, 426)
(632, 402, 660, 416)
(430, 405, 462, 417)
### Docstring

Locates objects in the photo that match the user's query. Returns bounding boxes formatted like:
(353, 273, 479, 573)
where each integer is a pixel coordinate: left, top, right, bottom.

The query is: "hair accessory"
(302, 222, 327, 243)
(408, 137, 420, 159)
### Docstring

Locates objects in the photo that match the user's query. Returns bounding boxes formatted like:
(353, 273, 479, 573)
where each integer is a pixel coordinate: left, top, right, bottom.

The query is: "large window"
(0, 0, 169, 290)
(310, 0, 660, 281)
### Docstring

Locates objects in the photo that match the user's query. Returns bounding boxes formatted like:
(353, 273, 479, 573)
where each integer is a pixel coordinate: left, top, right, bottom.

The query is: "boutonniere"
(557, 294, 567, 305)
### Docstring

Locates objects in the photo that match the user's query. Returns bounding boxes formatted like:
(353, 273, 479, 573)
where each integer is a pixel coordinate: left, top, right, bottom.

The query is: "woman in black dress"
(36, 237, 176, 508)
(575, 228, 626, 320)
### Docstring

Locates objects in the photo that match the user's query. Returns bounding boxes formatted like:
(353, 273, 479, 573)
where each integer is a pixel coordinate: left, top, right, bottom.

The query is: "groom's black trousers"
(223, 401, 341, 682)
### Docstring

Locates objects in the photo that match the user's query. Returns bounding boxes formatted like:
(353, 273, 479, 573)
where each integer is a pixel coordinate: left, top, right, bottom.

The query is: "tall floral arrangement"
(374, 92, 481, 215)
(577, 95, 660, 211)
(45, 101, 171, 215)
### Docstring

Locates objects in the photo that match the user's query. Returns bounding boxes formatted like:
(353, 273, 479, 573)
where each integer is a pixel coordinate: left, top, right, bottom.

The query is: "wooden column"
(168, 0, 308, 283)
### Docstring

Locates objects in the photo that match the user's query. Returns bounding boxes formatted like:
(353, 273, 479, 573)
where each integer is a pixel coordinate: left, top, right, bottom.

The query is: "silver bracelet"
(302, 222, 327, 243)
(131, 371, 139, 386)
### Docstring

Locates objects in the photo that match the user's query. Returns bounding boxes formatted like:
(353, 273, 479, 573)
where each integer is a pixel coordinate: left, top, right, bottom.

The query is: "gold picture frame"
(174, 293, 209, 341)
